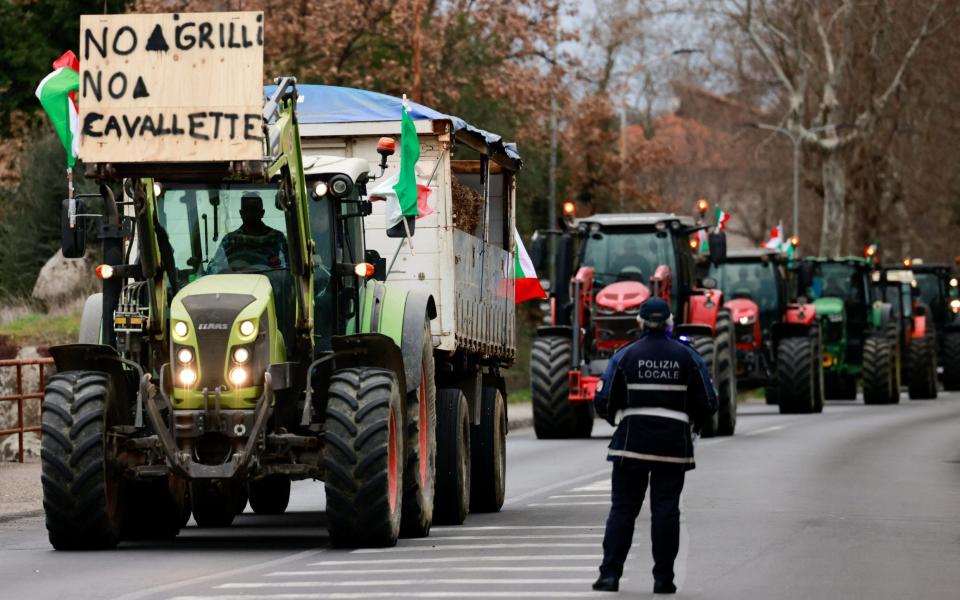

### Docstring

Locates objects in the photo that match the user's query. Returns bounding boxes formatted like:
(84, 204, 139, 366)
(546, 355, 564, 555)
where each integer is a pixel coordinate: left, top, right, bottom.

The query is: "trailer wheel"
(433, 388, 470, 525)
(531, 336, 593, 439)
(323, 368, 404, 548)
(123, 476, 186, 540)
(777, 337, 816, 414)
(249, 476, 291, 515)
(470, 386, 507, 513)
(716, 311, 737, 436)
(908, 332, 938, 400)
(862, 336, 897, 405)
(941, 331, 960, 390)
(41, 371, 124, 550)
(190, 480, 237, 528)
(400, 323, 437, 538)
(689, 336, 720, 437)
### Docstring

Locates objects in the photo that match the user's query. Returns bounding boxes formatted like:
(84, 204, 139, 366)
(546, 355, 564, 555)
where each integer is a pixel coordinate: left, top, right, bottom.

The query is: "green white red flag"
(35, 51, 80, 168)
(763, 221, 783, 251)
(390, 98, 420, 225)
(696, 229, 710, 254)
(514, 229, 546, 304)
(714, 207, 731, 233)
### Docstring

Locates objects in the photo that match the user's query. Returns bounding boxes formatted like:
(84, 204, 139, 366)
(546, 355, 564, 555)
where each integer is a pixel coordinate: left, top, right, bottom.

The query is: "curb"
(507, 401, 534, 431)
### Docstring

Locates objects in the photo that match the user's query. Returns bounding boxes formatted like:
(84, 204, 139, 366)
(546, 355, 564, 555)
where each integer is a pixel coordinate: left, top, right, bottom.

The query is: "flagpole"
(400, 94, 416, 254)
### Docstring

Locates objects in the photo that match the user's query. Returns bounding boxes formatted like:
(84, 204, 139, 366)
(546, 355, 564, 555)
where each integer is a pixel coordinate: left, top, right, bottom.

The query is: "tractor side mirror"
(365, 249, 387, 281)
(530, 232, 547, 273)
(708, 231, 727, 265)
(377, 137, 396, 172)
(61, 198, 86, 259)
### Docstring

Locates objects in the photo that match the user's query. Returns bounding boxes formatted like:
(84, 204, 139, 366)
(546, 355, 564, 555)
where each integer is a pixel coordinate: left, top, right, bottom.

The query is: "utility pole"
(548, 1, 560, 234)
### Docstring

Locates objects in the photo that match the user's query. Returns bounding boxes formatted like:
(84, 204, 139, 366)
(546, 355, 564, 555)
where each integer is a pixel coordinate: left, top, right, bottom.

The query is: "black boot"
(592, 575, 620, 592)
(653, 580, 677, 594)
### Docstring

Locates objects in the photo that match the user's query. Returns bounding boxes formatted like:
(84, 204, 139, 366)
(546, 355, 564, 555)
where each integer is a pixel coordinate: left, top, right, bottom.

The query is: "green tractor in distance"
(871, 268, 938, 400)
(906, 261, 960, 390)
(41, 78, 440, 550)
(796, 257, 900, 404)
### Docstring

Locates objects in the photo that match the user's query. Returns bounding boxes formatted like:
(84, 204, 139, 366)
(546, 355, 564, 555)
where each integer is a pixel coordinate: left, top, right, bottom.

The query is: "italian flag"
(695, 229, 709, 254)
(35, 51, 80, 168)
(763, 221, 783, 251)
(389, 98, 421, 230)
(714, 207, 731, 233)
(514, 229, 546, 304)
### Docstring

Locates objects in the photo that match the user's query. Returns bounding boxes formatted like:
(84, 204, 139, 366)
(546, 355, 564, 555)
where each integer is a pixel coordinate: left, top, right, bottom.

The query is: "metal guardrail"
(0, 357, 54, 463)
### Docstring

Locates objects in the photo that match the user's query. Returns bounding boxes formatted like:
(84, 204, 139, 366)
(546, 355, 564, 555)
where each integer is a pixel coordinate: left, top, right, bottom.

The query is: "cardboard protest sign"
(79, 12, 264, 163)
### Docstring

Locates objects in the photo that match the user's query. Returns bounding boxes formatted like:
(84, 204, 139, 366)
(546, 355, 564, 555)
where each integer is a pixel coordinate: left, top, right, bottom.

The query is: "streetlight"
(618, 48, 702, 210)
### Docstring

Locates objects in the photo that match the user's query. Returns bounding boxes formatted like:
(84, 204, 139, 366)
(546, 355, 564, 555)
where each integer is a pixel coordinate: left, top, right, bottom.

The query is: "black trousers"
(599, 461, 686, 582)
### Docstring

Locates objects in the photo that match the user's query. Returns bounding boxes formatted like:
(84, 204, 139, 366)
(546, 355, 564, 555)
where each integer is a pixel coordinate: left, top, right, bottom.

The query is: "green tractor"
(796, 257, 900, 404)
(872, 267, 938, 400)
(41, 78, 439, 550)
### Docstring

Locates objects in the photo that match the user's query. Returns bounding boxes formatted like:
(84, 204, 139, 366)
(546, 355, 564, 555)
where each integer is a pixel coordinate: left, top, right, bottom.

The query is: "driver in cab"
(208, 193, 289, 273)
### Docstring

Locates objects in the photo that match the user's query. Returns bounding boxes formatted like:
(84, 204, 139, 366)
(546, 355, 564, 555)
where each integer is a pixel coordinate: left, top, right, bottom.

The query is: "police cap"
(639, 297, 671, 324)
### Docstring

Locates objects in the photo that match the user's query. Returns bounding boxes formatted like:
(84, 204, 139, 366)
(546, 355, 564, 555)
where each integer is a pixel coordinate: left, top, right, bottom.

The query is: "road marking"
(745, 424, 786, 436)
(572, 479, 610, 492)
(430, 525, 599, 532)
(267, 566, 600, 576)
(402, 533, 603, 541)
(306, 555, 599, 566)
(548, 494, 610, 499)
(111, 549, 325, 600)
(216, 578, 597, 589)
(527, 501, 609, 507)
(171, 593, 611, 599)
(505, 467, 609, 506)
(352, 542, 598, 553)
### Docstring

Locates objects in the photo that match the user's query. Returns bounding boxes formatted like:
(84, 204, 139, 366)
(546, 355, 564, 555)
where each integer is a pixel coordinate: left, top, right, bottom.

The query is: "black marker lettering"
(188, 112, 209, 140)
(107, 72, 127, 99)
(103, 115, 121, 138)
(198, 22, 213, 49)
(155, 113, 171, 135)
(241, 23, 252, 47)
(82, 112, 104, 137)
(223, 113, 239, 139)
(112, 25, 137, 56)
(170, 113, 185, 135)
(82, 71, 102, 102)
(84, 27, 107, 60)
(122, 115, 142, 137)
(175, 22, 196, 50)
(228, 23, 241, 48)
(209, 111, 223, 138)
(139, 115, 156, 136)
(243, 114, 262, 141)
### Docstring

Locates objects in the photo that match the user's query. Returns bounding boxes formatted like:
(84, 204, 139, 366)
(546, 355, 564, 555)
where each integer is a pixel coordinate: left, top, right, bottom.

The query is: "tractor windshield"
(581, 228, 675, 288)
(808, 262, 866, 304)
(913, 272, 943, 308)
(711, 261, 779, 325)
(156, 183, 288, 286)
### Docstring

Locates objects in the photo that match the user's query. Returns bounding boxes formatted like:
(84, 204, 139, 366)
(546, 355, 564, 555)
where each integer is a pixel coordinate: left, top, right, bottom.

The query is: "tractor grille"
(824, 318, 844, 343)
(735, 323, 754, 344)
(182, 293, 256, 390)
(594, 314, 639, 343)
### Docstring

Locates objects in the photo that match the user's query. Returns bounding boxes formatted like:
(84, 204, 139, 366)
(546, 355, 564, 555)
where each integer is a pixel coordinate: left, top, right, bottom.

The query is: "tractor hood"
(172, 274, 274, 318)
(595, 281, 650, 313)
(813, 297, 845, 316)
(724, 297, 759, 323)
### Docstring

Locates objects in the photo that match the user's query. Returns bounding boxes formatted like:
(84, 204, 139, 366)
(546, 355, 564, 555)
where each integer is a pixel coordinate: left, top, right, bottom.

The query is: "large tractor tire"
(715, 311, 737, 436)
(433, 388, 470, 525)
(400, 323, 437, 538)
(322, 368, 404, 548)
(249, 475, 291, 515)
(764, 385, 780, 405)
(941, 331, 960, 390)
(190, 479, 237, 528)
(41, 371, 124, 550)
(470, 386, 507, 513)
(776, 336, 817, 414)
(862, 336, 898, 405)
(689, 335, 720, 437)
(530, 336, 593, 439)
(123, 476, 186, 540)
(908, 332, 938, 400)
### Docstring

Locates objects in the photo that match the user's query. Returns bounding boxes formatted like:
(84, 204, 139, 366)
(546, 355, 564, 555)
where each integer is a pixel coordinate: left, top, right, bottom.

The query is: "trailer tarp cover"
(265, 84, 520, 162)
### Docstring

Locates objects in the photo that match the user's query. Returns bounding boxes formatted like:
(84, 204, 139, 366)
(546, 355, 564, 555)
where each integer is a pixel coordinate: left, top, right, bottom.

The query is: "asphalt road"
(2, 395, 960, 599)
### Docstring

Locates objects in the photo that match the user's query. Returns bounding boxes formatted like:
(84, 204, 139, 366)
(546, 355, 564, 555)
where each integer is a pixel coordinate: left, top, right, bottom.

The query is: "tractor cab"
(709, 248, 785, 342)
(906, 261, 960, 389)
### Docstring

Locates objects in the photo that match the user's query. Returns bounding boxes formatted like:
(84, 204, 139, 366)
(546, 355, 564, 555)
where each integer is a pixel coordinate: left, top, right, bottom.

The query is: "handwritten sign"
(79, 12, 264, 163)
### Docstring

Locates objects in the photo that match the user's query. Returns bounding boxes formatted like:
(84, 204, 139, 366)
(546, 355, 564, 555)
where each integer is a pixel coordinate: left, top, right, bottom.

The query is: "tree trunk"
(819, 150, 846, 257)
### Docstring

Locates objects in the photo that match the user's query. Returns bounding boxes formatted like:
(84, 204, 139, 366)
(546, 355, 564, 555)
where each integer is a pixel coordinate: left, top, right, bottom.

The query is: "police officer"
(592, 297, 718, 594)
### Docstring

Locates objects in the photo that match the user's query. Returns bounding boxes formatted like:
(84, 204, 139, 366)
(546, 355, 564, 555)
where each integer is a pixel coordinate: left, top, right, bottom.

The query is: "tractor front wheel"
(249, 476, 291, 515)
(715, 311, 737, 436)
(941, 331, 960, 390)
(908, 332, 938, 400)
(690, 335, 720, 437)
(41, 371, 124, 550)
(777, 337, 816, 414)
(531, 336, 593, 439)
(191, 480, 237, 528)
(322, 368, 404, 548)
(862, 336, 897, 405)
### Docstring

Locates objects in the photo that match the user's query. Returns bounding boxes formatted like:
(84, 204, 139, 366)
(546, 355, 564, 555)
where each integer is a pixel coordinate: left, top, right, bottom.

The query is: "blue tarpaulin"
(265, 84, 520, 163)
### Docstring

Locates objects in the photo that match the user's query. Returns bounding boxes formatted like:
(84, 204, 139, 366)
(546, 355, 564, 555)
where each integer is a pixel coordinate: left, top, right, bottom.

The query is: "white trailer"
(294, 84, 520, 520)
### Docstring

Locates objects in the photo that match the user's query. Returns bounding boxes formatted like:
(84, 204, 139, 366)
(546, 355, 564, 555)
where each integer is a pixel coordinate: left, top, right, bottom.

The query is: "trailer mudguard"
(48, 343, 138, 409)
(401, 289, 438, 394)
(536, 325, 574, 338)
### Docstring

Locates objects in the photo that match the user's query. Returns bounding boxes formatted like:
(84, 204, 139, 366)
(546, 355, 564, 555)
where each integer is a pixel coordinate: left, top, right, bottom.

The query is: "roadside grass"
(507, 387, 531, 404)
(0, 297, 83, 348)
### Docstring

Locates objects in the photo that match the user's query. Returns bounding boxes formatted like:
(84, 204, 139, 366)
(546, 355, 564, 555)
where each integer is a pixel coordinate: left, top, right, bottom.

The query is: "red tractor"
(529, 211, 737, 439)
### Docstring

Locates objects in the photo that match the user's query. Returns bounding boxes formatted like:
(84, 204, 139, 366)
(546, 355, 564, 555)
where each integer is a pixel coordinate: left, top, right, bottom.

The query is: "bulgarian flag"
(714, 207, 731, 233)
(514, 228, 546, 304)
(764, 221, 784, 251)
(35, 51, 80, 168)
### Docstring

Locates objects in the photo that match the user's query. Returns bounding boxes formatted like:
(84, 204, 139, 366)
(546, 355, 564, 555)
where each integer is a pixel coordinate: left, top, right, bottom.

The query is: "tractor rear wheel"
(41, 371, 124, 550)
(322, 368, 404, 548)
(400, 323, 437, 538)
(470, 386, 507, 513)
(249, 476, 291, 515)
(908, 332, 938, 400)
(941, 331, 960, 390)
(764, 386, 780, 405)
(123, 476, 186, 540)
(690, 335, 720, 437)
(777, 337, 816, 414)
(716, 311, 737, 436)
(863, 337, 897, 405)
(531, 336, 593, 439)
(190, 480, 237, 528)
(433, 388, 471, 525)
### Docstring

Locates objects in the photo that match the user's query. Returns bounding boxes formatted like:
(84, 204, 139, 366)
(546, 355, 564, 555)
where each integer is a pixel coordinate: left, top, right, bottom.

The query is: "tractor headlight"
(176, 347, 194, 364)
(238, 319, 256, 338)
(314, 182, 328, 198)
(950, 278, 958, 288)
(229, 366, 249, 387)
(951, 299, 960, 313)
(178, 367, 197, 386)
(233, 347, 250, 364)
(738, 315, 755, 326)
(173, 320, 189, 339)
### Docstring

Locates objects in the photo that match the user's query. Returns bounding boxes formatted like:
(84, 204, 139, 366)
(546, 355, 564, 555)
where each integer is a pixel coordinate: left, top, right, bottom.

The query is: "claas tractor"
(708, 249, 824, 414)
(41, 79, 439, 550)
(904, 260, 960, 389)
(529, 211, 737, 439)
(872, 267, 938, 400)
(796, 257, 899, 404)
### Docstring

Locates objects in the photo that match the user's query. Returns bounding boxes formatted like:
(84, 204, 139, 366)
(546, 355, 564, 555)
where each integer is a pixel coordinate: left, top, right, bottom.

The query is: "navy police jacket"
(594, 330, 718, 470)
